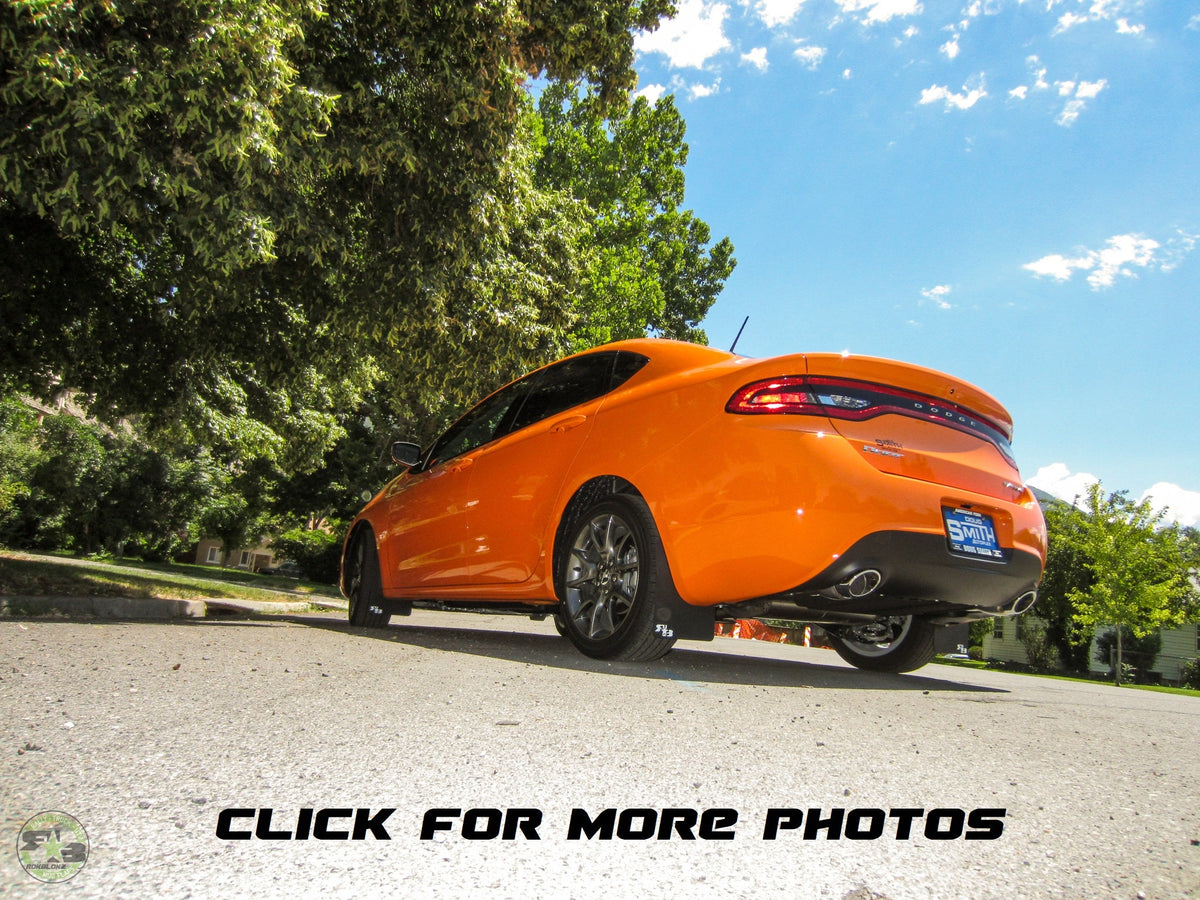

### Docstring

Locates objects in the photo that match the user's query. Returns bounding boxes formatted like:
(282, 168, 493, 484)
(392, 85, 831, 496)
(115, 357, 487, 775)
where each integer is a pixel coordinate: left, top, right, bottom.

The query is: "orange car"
(341, 339, 1046, 672)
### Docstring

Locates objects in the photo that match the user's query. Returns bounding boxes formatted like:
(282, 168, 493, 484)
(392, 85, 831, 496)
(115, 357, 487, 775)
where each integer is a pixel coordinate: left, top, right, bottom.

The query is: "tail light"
(726, 375, 1015, 463)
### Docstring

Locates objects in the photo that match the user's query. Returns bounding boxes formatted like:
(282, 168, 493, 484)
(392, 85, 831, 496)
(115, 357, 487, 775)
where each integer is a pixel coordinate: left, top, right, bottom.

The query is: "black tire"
(828, 616, 936, 673)
(345, 529, 391, 629)
(552, 612, 568, 638)
(557, 494, 676, 662)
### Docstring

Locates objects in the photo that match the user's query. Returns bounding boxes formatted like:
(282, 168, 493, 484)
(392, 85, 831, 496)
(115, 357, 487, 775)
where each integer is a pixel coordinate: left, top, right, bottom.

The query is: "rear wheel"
(557, 494, 675, 662)
(828, 615, 936, 673)
(345, 530, 391, 629)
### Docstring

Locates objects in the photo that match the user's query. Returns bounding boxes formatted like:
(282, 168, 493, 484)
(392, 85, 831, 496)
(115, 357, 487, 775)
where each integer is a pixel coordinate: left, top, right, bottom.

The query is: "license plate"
(942, 507, 1005, 560)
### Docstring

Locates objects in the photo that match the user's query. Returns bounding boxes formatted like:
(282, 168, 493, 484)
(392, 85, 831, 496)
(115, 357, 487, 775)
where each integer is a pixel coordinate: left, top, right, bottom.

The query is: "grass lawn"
(932, 654, 1200, 697)
(0, 550, 342, 605)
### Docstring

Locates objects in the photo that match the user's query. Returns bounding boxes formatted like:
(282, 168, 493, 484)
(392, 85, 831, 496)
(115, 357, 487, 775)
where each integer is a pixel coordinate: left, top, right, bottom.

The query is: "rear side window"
(508, 350, 648, 433)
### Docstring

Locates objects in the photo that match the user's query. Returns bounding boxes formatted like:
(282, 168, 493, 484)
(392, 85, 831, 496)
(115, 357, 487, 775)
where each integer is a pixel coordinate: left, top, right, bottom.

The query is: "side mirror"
(390, 441, 423, 468)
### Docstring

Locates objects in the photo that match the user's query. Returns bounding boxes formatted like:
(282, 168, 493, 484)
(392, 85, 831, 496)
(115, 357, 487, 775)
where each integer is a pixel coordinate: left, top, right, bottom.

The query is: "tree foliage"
(1066, 483, 1197, 636)
(1, 0, 676, 465)
(536, 83, 735, 347)
(1034, 499, 1098, 671)
(0, 400, 228, 557)
(1034, 483, 1198, 681)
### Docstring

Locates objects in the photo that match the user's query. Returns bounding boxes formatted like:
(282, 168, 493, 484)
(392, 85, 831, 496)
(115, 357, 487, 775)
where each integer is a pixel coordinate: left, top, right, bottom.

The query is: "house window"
(993, 619, 1004, 640)
(239, 551, 251, 566)
(206, 546, 221, 564)
(1015, 618, 1024, 641)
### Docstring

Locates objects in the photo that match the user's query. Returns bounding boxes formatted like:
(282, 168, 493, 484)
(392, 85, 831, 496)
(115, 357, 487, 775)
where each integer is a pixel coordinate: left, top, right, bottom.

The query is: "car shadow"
(297, 612, 1007, 694)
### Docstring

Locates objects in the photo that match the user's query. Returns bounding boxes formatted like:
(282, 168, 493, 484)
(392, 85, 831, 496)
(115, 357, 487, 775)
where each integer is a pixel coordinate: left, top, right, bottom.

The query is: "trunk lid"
(802, 354, 1023, 502)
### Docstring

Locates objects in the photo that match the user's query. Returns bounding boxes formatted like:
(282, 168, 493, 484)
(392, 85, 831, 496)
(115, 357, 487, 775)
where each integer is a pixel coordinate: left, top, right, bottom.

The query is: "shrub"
(271, 526, 344, 585)
(1180, 658, 1200, 690)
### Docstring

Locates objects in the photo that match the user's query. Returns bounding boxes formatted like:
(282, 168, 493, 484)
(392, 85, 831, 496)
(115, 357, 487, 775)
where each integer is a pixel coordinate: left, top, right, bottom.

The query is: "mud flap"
(385, 599, 413, 617)
(651, 538, 714, 642)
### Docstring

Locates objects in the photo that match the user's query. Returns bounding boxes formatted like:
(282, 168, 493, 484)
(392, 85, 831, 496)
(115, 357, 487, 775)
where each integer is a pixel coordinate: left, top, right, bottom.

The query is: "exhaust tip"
(838, 569, 882, 599)
(1010, 590, 1037, 615)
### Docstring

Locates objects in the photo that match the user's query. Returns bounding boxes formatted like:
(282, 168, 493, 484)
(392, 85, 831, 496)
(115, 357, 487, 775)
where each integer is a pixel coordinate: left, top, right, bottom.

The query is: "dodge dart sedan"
(341, 339, 1046, 672)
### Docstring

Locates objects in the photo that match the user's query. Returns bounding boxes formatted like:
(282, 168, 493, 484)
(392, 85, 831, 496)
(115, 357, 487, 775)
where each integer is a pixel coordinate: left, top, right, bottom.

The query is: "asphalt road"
(2, 610, 1197, 899)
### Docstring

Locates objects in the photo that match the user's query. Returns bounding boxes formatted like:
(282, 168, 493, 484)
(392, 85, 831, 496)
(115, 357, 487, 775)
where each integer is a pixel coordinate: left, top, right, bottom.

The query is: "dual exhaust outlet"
(820, 570, 1038, 618)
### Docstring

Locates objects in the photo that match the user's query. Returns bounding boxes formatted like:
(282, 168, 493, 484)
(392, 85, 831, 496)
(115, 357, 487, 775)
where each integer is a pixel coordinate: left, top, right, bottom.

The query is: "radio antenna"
(729, 316, 749, 354)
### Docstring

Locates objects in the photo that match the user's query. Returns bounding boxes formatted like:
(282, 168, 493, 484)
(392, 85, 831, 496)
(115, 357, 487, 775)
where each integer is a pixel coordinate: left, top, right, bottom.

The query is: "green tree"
(1068, 482, 1198, 685)
(0, 397, 40, 538)
(1, 0, 673, 464)
(535, 83, 736, 347)
(1034, 499, 1097, 672)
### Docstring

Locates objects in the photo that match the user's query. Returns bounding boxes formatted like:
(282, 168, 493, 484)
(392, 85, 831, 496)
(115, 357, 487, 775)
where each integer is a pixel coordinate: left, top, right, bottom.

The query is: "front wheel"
(345, 529, 391, 629)
(557, 494, 675, 662)
(827, 616, 936, 673)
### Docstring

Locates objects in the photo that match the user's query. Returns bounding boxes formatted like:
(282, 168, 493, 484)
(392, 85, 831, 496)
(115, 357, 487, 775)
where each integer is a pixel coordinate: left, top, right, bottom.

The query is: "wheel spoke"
(589, 598, 616, 638)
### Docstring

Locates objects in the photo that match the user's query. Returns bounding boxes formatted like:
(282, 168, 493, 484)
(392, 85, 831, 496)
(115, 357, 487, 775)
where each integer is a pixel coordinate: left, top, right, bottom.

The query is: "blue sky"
(629, 0, 1200, 525)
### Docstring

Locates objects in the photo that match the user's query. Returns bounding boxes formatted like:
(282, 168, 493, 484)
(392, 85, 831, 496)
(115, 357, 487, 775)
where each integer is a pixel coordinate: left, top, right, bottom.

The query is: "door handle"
(550, 415, 588, 434)
(449, 457, 474, 474)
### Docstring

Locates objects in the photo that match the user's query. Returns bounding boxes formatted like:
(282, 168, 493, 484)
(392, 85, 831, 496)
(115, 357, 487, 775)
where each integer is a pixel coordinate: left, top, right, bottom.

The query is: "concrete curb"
(2, 595, 209, 619)
(0, 595, 346, 620)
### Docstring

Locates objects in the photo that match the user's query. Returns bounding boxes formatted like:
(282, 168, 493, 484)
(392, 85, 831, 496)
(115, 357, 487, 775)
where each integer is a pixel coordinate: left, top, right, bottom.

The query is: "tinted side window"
(508, 353, 614, 432)
(426, 378, 533, 467)
(612, 350, 649, 388)
(507, 350, 650, 433)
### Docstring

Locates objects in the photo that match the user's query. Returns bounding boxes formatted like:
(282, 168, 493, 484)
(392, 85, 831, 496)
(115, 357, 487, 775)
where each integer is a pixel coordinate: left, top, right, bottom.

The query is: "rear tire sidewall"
(347, 529, 390, 629)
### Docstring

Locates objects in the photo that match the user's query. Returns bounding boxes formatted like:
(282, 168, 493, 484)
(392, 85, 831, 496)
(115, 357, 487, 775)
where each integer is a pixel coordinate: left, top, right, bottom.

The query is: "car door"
(382, 379, 532, 590)
(464, 351, 646, 585)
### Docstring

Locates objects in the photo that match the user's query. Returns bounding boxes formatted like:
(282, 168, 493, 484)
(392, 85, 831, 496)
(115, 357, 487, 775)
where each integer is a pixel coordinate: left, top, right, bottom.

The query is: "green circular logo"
(17, 811, 89, 883)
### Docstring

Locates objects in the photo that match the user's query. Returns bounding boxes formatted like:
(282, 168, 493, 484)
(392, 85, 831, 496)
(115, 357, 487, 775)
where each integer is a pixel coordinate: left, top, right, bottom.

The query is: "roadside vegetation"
(0, 550, 340, 604)
(931, 654, 1200, 697)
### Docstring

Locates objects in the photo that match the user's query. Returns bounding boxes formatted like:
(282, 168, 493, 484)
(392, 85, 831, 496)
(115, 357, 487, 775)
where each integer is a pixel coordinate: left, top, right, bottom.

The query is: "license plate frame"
(942, 506, 1005, 560)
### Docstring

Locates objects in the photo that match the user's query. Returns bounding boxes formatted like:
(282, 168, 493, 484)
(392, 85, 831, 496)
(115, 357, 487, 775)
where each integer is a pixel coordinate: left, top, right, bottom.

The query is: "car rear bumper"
(749, 529, 1044, 621)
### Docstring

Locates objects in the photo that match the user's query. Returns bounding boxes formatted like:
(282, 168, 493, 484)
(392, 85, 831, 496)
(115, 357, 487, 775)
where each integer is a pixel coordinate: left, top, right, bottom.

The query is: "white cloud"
(1054, 78, 1107, 125)
(1053, 11, 1088, 33)
(1030, 56, 1049, 90)
(1023, 253, 1093, 282)
(1028, 463, 1100, 506)
(741, 46, 769, 71)
(919, 76, 987, 110)
(793, 43, 827, 69)
(1140, 483, 1200, 527)
(836, 0, 923, 25)
(688, 79, 722, 99)
(1160, 229, 1199, 272)
(940, 35, 961, 59)
(635, 0, 731, 69)
(1009, 85, 1028, 99)
(1088, 233, 1159, 287)
(920, 285, 953, 309)
(1024, 233, 1163, 289)
(635, 83, 668, 103)
(1051, 0, 1145, 35)
(842, 68, 853, 80)
(1075, 79, 1107, 99)
(749, 0, 808, 27)
(1189, 14, 1200, 31)
(1030, 466, 1200, 527)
